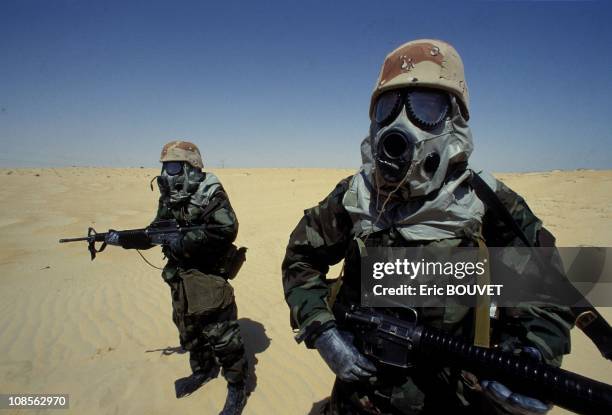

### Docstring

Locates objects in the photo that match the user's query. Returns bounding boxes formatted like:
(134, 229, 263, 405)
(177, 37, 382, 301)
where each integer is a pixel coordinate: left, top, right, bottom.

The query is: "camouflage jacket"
(282, 171, 573, 365)
(154, 172, 239, 279)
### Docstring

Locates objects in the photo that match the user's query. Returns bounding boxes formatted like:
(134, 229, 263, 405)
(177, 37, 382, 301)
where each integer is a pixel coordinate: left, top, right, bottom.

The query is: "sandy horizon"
(0, 167, 610, 414)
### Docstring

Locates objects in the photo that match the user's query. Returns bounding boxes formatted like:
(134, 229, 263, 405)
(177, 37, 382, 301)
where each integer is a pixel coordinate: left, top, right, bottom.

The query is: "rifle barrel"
(417, 326, 612, 414)
(59, 237, 91, 243)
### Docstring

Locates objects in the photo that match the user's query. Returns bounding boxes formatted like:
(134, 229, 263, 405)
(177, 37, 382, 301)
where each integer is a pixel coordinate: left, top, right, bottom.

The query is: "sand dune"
(0, 167, 610, 414)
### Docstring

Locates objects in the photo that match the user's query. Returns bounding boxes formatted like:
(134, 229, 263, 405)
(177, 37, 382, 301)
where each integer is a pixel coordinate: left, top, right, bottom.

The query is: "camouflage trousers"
(324, 366, 501, 415)
(167, 270, 247, 384)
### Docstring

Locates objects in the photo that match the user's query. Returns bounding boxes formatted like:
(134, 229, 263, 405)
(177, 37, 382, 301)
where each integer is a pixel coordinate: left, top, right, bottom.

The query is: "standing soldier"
(282, 40, 574, 414)
(106, 140, 248, 415)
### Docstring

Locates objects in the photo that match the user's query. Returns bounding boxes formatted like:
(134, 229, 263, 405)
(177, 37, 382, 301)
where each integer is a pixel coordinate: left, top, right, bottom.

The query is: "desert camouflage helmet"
(160, 140, 204, 169)
(370, 39, 470, 120)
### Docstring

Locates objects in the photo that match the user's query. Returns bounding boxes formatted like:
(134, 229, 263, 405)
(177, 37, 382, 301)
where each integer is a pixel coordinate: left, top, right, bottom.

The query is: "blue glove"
(480, 347, 551, 414)
(314, 327, 376, 382)
(163, 233, 184, 260)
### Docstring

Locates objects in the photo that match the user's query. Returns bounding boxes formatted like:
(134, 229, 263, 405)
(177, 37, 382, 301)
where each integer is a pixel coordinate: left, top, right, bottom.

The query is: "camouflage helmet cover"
(370, 39, 470, 120)
(160, 140, 204, 169)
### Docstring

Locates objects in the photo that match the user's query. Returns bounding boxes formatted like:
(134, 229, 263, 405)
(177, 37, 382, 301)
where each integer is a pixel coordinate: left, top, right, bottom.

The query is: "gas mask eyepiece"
(374, 88, 450, 131)
(162, 161, 183, 176)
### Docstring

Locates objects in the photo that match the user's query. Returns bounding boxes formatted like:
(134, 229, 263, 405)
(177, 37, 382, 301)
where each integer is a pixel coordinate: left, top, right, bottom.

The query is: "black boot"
(174, 365, 220, 398)
(219, 381, 246, 415)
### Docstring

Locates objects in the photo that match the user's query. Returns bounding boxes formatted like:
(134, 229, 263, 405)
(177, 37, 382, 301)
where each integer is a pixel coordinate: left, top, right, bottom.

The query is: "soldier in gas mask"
(107, 141, 248, 415)
(282, 40, 573, 414)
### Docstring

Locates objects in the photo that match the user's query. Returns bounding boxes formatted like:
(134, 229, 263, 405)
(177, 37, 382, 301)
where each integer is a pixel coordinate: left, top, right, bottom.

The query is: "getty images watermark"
(361, 247, 612, 308)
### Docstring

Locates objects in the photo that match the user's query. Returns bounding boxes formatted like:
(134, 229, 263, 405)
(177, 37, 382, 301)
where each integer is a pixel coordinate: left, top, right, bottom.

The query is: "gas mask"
(156, 161, 204, 207)
(369, 87, 474, 198)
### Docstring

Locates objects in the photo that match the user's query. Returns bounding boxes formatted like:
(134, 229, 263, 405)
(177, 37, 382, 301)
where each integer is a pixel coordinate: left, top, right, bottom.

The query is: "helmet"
(159, 140, 204, 169)
(370, 39, 470, 120)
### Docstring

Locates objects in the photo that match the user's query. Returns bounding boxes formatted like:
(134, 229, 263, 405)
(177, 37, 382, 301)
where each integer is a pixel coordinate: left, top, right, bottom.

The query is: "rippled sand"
(0, 167, 610, 414)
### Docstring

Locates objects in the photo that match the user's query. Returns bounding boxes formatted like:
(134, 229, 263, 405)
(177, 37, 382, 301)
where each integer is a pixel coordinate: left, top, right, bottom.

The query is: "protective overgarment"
(282, 40, 572, 415)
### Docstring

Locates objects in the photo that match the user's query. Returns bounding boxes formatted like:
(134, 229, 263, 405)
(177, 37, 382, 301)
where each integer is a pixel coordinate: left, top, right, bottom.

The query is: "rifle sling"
(468, 170, 612, 361)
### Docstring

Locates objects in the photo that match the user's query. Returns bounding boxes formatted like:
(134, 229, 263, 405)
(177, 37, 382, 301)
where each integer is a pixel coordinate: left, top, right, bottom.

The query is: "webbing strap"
(468, 171, 532, 247)
(474, 238, 491, 348)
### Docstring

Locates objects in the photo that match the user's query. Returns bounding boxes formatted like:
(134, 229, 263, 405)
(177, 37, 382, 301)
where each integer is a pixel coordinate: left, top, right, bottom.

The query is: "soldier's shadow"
(145, 345, 187, 356)
(308, 398, 330, 415)
(238, 318, 270, 395)
(144, 318, 270, 395)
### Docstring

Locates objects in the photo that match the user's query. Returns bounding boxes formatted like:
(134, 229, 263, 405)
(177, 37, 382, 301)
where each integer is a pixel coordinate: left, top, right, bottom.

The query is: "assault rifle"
(337, 305, 612, 415)
(59, 219, 206, 260)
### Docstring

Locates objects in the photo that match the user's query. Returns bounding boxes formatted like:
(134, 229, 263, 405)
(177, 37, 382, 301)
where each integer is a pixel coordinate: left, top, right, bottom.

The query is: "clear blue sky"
(1, 0, 611, 171)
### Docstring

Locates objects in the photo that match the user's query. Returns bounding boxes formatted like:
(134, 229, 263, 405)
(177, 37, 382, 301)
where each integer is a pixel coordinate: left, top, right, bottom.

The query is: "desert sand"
(0, 167, 610, 414)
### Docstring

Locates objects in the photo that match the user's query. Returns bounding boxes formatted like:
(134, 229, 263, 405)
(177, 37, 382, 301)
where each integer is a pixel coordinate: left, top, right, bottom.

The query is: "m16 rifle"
(336, 304, 612, 415)
(59, 219, 205, 260)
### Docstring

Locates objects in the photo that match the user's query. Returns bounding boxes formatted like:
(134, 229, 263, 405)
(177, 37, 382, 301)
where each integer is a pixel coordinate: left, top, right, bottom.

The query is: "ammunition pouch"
(217, 245, 247, 280)
(162, 266, 180, 283)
